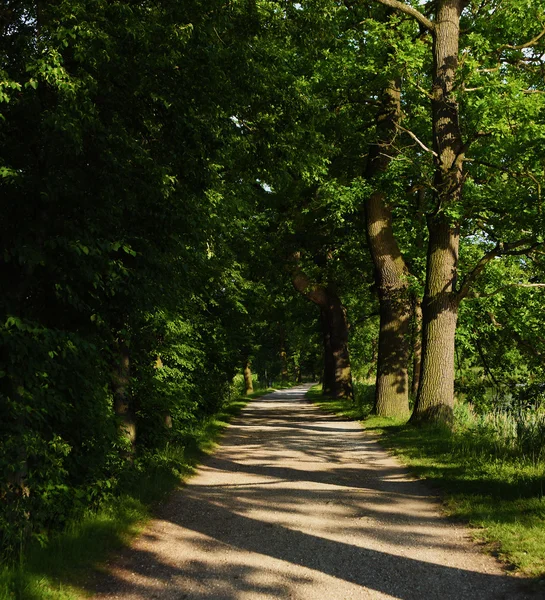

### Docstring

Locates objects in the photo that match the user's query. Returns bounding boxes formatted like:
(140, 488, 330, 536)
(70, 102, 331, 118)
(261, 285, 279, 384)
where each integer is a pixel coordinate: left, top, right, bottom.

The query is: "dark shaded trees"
(0, 0, 265, 555)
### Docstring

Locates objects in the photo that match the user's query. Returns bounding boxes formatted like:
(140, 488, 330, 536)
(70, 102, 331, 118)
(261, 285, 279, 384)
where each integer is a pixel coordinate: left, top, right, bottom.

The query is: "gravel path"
(90, 385, 536, 599)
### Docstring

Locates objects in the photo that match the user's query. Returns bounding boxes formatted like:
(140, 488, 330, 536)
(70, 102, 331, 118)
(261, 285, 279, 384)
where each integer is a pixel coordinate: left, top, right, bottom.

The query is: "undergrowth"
(308, 383, 545, 582)
(0, 387, 275, 600)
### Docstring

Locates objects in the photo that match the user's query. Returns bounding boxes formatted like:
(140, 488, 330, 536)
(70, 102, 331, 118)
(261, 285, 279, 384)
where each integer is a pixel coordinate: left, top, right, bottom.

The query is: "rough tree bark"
(411, 0, 466, 424)
(411, 297, 423, 398)
(289, 257, 354, 399)
(413, 219, 461, 423)
(375, 0, 466, 423)
(322, 290, 354, 399)
(365, 77, 411, 418)
(320, 307, 336, 395)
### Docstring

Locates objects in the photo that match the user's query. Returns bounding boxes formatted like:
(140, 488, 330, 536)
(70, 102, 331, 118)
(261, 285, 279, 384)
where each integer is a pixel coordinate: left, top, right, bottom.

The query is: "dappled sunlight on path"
(90, 385, 534, 599)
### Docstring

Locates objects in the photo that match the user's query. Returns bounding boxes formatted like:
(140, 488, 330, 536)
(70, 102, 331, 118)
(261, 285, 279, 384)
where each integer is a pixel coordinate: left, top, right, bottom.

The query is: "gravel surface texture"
(89, 385, 537, 599)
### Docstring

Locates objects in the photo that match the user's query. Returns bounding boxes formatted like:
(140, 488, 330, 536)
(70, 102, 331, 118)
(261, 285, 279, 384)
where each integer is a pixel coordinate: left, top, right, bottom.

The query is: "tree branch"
(464, 158, 544, 198)
(395, 123, 437, 157)
(494, 308, 545, 360)
(457, 240, 542, 301)
(457, 247, 499, 301)
(473, 331, 500, 387)
(499, 25, 545, 51)
(287, 252, 329, 307)
(469, 282, 545, 300)
(407, 78, 434, 100)
(374, 0, 435, 32)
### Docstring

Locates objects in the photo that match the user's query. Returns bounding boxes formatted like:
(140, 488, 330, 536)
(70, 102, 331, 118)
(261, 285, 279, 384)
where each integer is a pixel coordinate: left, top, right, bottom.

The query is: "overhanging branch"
(457, 239, 542, 301)
(499, 25, 545, 51)
(469, 282, 545, 300)
(395, 123, 437, 157)
(287, 252, 329, 307)
(374, 0, 435, 32)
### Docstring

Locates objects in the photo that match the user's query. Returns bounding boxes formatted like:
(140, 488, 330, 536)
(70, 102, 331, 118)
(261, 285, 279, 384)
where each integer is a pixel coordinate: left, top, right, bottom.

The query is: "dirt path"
(90, 385, 535, 599)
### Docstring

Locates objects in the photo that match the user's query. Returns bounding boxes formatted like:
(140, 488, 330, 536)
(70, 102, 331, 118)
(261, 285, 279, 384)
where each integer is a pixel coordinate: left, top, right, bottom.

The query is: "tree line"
(2, 0, 545, 560)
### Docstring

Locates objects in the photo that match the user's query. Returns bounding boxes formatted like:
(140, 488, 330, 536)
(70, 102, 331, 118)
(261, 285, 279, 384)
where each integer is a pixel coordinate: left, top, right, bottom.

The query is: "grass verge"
(0, 388, 275, 600)
(307, 384, 545, 583)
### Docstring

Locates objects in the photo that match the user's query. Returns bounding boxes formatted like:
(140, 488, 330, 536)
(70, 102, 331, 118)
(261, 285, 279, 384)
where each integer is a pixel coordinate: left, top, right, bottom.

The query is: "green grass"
(0, 388, 275, 600)
(306, 381, 377, 421)
(308, 384, 545, 582)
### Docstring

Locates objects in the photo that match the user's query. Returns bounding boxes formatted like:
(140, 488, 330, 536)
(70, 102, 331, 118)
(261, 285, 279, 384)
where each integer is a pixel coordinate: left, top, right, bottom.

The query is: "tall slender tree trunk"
(155, 356, 173, 428)
(411, 0, 465, 424)
(10, 405, 29, 499)
(411, 188, 426, 399)
(366, 337, 378, 380)
(412, 220, 460, 422)
(243, 359, 254, 395)
(112, 341, 136, 450)
(365, 79, 411, 418)
(280, 350, 289, 384)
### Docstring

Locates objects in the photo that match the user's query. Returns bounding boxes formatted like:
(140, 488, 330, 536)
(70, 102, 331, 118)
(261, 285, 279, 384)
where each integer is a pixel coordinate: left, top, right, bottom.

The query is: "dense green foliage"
(0, 0, 318, 561)
(0, 387, 276, 600)
(2, 0, 545, 587)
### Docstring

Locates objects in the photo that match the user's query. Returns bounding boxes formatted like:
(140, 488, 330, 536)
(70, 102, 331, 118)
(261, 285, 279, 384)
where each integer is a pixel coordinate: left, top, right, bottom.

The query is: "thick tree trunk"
(374, 286, 411, 417)
(290, 261, 353, 399)
(112, 341, 136, 449)
(366, 192, 411, 417)
(412, 220, 460, 423)
(367, 193, 411, 418)
(410, 0, 465, 425)
(243, 360, 254, 395)
(323, 295, 354, 399)
(365, 79, 411, 418)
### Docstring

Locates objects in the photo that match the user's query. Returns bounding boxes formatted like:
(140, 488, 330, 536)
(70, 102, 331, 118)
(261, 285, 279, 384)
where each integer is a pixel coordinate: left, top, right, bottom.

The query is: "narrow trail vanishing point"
(89, 385, 536, 599)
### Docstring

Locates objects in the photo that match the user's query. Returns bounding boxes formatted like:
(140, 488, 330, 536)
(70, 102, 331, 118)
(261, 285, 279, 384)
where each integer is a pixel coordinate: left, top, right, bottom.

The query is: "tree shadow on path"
(90, 492, 535, 600)
(88, 386, 539, 599)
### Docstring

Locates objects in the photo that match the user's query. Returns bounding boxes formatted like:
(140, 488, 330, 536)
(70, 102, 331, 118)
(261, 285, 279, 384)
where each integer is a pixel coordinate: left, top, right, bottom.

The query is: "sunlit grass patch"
(307, 382, 376, 421)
